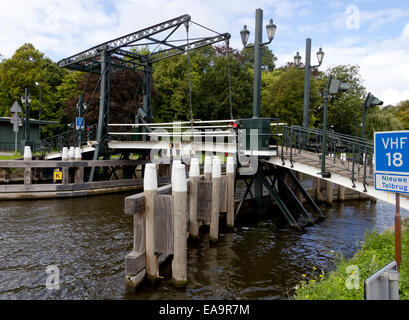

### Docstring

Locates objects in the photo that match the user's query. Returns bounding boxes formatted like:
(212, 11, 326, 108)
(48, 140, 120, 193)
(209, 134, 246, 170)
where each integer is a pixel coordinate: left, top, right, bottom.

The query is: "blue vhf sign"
(375, 131, 409, 194)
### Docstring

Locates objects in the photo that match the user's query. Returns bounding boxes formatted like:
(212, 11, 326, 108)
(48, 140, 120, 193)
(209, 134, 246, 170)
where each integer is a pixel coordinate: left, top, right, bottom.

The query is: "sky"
(0, 0, 408, 106)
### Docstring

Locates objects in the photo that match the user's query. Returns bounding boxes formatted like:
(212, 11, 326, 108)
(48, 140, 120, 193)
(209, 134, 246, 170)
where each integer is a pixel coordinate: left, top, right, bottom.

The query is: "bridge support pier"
(326, 181, 333, 205)
(338, 185, 345, 201)
(314, 178, 323, 202)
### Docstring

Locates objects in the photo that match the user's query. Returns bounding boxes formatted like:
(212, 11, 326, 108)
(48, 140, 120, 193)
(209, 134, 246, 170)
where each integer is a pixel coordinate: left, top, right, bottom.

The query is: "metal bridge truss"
(57, 14, 231, 181)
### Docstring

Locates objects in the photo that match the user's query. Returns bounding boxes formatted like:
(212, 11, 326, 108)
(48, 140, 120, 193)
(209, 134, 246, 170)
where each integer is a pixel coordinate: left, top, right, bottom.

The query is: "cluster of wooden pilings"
(124, 156, 235, 291)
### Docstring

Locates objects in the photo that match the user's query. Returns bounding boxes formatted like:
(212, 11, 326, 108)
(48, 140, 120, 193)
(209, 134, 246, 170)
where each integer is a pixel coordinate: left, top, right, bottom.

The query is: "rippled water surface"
(0, 191, 407, 300)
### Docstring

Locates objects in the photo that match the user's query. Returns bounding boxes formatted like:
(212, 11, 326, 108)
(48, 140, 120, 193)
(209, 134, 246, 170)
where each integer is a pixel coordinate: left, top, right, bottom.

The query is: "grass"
(0, 153, 22, 160)
(293, 219, 409, 300)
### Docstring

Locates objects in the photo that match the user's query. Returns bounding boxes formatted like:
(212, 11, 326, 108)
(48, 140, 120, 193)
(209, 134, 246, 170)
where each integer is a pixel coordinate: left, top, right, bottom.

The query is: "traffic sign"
(54, 170, 63, 181)
(10, 113, 21, 133)
(375, 131, 409, 193)
(10, 101, 22, 113)
(76, 117, 85, 130)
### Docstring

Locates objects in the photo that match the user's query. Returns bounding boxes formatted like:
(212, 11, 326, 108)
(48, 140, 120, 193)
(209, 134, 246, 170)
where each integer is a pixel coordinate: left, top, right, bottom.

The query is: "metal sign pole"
(15, 132, 17, 154)
(395, 193, 401, 271)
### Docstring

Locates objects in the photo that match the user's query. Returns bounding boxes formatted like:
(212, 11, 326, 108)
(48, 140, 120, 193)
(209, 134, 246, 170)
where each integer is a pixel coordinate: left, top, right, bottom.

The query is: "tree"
(241, 46, 277, 71)
(317, 65, 366, 136)
(365, 106, 403, 138)
(393, 100, 409, 129)
(61, 69, 144, 128)
(261, 65, 322, 125)
(0, 43, 68, 137)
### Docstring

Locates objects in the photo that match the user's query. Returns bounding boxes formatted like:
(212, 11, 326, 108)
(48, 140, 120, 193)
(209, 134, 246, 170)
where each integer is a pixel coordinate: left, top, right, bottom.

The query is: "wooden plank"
(197, 180, 212, 223)
(125, 184, 172, 215)
(154, 195, 174, 255)
(219, 176, 227, 213)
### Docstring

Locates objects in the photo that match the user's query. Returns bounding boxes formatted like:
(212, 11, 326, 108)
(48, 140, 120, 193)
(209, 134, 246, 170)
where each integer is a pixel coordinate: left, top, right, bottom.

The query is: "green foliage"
(153, 46, 253, 122)
(241, 46, 277, 71)
(261, 66, 321, 125)
(393, 100, 409, 130)
(0, 43, 69, 137)
(317, 65, 367, 135)
(364, 106, 403, 139)
(294, 220, 409, 300)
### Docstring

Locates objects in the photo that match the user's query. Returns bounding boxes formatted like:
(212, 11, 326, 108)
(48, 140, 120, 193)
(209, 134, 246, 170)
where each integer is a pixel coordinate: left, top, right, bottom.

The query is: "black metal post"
(38, 85, 42, 140)
(89, 48, 111, 182)
(321, 75, 331, 177)
(252, 8, 263, 119)
(302, 38, 311, 129)
(24, 88, 30, 142)
(361, 101, 367, 141)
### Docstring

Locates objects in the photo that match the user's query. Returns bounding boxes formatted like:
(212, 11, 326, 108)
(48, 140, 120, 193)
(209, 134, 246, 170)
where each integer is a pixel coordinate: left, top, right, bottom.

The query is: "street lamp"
(35, 82, 42, 140)
(321, 75, 351, 178)
(21, 88, 33, 146)
(240, 8, 276, 118)
(362, 93, 383, 140)
(239, 8, 276, 208)
(294, 39, 325, 129)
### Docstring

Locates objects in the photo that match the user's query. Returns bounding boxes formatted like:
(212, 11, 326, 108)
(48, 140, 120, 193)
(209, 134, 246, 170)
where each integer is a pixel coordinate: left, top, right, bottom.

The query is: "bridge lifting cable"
(226, 39, 233, 120)
(185, 21, 194, 139)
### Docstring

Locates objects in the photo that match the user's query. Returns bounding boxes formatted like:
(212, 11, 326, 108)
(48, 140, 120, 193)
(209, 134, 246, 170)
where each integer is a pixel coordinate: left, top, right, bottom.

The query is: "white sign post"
(374, 131, 409, 270)
(10, 101, 22, 154)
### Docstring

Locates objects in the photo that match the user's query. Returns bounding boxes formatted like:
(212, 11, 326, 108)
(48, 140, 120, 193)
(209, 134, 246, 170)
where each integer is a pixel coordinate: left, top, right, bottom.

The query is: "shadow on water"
(0, 190, 407, 300)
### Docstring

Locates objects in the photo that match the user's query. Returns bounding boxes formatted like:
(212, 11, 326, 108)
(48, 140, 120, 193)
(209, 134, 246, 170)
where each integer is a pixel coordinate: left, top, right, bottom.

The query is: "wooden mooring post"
(144, 164, 159, 283)
(23, 146, 32, 185)
(189, 158, 200, 239)
(210, 157, 221, 243)
(172, 164, 188, 287)
(124, 155, 234, 291)
(226, 157, 235, 228)
(204, 156, 212, 181)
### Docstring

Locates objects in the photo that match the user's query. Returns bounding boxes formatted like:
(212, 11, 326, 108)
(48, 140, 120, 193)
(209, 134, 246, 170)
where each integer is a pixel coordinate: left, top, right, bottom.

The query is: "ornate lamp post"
(294, 39, 325, 129)
(240, 8, 276, 119)
(21, 88, 33, 146)
(240, 8, 276, 207)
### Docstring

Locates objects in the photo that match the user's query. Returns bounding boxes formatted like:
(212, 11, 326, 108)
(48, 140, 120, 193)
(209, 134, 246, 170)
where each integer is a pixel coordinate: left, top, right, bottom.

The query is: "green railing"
(33, 125, 97, 155)
(280, 125, 374, 191)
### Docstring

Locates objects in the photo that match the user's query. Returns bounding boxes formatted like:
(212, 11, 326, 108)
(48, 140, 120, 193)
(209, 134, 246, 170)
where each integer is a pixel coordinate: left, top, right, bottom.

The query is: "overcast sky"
(0, 0, 408, 106)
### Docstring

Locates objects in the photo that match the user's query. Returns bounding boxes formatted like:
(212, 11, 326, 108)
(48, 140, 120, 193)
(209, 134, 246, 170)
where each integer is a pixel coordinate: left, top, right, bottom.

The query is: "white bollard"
(204, 156, 212, 181)
(23, 146, 32, 161)
(210, 157, 221, 242)
(172, 164, 188, 287)
(144, 163, 159, 282)
(189, 158, 200, 239)
(74, 147, 82, 160)
(171, 159, 182, 183)
(226, 157, 235, 228)
(62, 147, 69, 161)
(68, 147, 75, 160)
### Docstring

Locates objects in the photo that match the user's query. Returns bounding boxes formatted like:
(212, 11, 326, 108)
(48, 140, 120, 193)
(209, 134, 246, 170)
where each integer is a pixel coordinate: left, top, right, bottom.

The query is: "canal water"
(0, 190, 407, 300)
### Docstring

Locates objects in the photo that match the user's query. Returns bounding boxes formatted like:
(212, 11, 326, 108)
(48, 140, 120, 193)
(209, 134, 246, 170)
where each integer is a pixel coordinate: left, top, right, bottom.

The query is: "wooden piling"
(144, 164, 159, 283)
(295, 171, 303, 202)
(326, 181, 333, 205)
(226, 157, 235, 228)
(23, 146, 32, 186)
(189, 158, 200, 239)
(315, 177, 323, 202)
(171, 159, 181, 182)
(204, 156, 212, 181)
(210, 157, 221, 243)
(337, 185, 345, 201)
(74, 147, 84, 184)
(172, 164, 188, 287)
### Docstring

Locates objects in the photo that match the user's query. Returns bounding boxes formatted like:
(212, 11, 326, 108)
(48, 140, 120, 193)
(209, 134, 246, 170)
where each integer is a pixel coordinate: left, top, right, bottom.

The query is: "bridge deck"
(267, 146, 409, 211)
